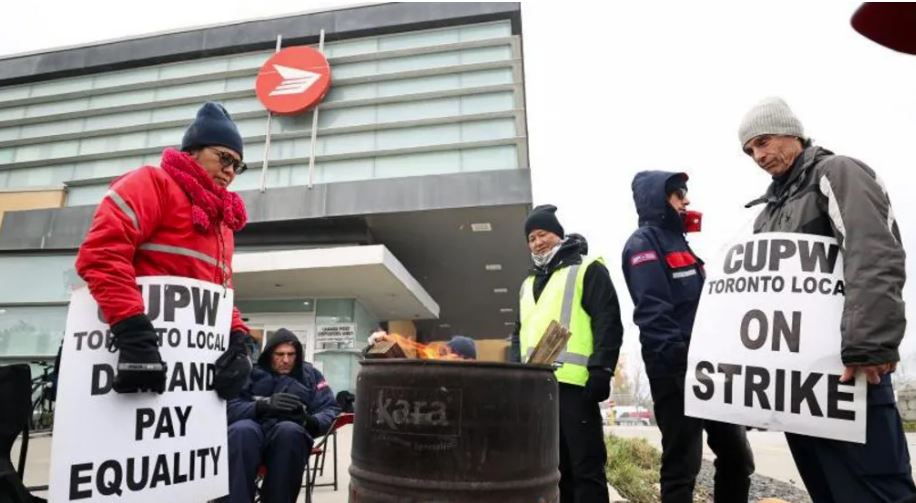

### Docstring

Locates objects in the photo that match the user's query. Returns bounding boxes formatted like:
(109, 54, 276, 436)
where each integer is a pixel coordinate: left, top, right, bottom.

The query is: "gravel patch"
(694, 459, 812, 503)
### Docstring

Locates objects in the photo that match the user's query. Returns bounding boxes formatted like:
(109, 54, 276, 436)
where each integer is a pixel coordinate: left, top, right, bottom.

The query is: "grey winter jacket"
(748, 145, 906, 365)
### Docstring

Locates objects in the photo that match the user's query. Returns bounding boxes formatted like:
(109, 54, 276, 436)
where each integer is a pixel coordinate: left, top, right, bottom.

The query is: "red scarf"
(160, 148, 247, 233)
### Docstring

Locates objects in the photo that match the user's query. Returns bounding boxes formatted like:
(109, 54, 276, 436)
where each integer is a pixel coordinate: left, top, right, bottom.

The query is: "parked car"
(614, 405, 652, 426)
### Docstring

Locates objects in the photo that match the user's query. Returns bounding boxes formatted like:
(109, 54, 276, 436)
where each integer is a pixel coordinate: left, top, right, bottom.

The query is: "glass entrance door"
(244, 313, 316, 363)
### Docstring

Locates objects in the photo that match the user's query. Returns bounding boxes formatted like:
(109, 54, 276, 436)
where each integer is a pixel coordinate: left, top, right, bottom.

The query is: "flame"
(386, 333, 462, 360)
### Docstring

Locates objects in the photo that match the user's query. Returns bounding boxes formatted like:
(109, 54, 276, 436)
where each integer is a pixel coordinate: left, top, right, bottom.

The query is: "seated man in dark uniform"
(224, 329, 340, 503)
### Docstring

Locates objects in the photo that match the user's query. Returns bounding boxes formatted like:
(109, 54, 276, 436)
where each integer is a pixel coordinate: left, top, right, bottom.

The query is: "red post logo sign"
(255, 46, 331, 115)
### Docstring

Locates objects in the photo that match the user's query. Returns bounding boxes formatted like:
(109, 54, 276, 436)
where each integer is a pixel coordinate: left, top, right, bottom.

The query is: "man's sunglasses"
(208, 147, 247, 175)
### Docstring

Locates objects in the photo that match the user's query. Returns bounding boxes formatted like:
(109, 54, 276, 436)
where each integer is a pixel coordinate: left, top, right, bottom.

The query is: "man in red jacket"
(76, 102, 252, 396)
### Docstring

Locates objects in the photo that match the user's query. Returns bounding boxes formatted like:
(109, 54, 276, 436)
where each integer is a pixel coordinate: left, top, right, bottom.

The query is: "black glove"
(584, 368, 612, 403)
(269, 399, 319, 436)
(108, 314, 167, 394)
(255, 392, 301, 417)
(213, 331, 253, 400)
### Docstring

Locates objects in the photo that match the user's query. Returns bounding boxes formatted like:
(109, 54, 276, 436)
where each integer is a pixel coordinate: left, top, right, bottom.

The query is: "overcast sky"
(2, 1, 915, 373)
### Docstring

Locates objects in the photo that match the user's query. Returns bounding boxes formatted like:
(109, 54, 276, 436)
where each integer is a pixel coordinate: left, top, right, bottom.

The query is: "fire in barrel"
(350, 333, 562, 502)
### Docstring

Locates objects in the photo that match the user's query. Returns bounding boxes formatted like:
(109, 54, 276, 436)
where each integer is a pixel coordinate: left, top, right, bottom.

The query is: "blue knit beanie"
(181, 102, 244, 158)
(446, 335, 477, 360)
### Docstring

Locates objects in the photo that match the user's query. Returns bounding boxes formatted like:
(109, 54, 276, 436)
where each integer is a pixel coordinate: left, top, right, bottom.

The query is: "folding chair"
(0, 364, 46, 503)
(303, 412, 355, 501)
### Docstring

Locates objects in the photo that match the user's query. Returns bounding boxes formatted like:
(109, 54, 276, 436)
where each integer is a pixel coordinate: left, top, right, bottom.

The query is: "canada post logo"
(255, 46, 331, 115)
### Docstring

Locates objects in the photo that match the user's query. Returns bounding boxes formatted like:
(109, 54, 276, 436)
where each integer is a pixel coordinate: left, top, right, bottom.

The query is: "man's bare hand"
(840, 362, 897, 384)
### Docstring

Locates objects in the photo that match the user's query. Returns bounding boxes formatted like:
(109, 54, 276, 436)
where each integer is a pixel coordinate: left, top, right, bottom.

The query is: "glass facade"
(0, 306, 68, 358)
(0, 21, 525, 206)
(0, 16, 527, 370)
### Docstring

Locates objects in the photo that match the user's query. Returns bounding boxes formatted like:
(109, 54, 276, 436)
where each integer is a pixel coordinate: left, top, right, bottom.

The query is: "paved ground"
(12, 429, 352, 503)
(14, 426, 626, 502)
(609, 425, 916, 488)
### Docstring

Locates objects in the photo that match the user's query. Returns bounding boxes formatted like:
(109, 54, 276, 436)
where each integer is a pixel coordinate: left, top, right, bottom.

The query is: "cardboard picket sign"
(49, 276, 232, 502)
(684, 232, 867, 443)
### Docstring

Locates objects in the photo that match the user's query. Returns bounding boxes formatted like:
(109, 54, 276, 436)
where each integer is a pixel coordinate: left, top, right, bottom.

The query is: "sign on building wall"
(255, 46, 331, 115)
(49, 277, 231, 502)
(316, 323, 356, 345)
(684, 233, 866, 443)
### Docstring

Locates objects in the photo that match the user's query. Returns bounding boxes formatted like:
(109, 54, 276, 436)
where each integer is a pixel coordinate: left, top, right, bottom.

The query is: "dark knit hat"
(181, 102, 244, 158)
(446, 335, 477, 360)
(524, 204, 564, 238)
(664, 173, 688, 196)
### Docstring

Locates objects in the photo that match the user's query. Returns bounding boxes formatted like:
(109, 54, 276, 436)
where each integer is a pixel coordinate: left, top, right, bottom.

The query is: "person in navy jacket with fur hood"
(224, 329, 340, 503)
(622, 171, 754, 503)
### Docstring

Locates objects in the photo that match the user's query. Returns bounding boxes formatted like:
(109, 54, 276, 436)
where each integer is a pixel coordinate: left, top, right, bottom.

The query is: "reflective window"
(84, 110, 150, 131)
(159, 58, 228, 80)
(0, 85, 31, 103)
(0, 20, 521, 192)
(29, 76, 93, 97)
(235, 299, 315, 313)
(14, 140, 79, 163)
(461, 92, 514, 114)
(71, 156, 143, 180)
(0, 107, 25, 121)
(92, 67, 159, 89)
(20, 118, 82, 138)
(0, 306, 68, 357)
(89, 89, 156, 109)
(7, 165, 74, 187)
(79, 132, 147, 156)
(228, 51, 273, 70)
(374, 150, 461, 178)
(66, 185, 109, 207)
(316, 299, 355, 325)
(461, 118, 516, 142)
(156, 80, 227, 101)
(378, 28, 459, 52)
(376, 123, 460, 150)
(459, 22, 512, 41)
(0, 125, 20, 142)
(0, 254, 82, 303)
(308, 159, 373, 184)
(321, 131, 374, 155)
(461, 144, 518, 172)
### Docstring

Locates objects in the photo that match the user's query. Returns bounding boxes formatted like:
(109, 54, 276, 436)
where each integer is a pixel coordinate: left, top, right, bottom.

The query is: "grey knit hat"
(738, 97, 805, 147)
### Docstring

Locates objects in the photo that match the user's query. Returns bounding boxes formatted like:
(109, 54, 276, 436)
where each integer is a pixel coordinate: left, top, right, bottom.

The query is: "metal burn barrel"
(349, 359, 559, 502)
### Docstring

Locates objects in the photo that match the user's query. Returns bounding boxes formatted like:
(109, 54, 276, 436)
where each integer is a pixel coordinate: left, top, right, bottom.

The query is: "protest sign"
(684, 232, 866, 443)
(49, 276, 231, 501)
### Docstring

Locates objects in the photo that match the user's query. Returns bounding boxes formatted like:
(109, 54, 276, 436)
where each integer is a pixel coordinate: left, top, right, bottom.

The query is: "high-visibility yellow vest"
(519, 256, 601, 386)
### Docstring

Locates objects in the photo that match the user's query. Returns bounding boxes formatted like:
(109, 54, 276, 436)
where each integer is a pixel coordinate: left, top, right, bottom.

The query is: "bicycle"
(29, 360, 56, 432)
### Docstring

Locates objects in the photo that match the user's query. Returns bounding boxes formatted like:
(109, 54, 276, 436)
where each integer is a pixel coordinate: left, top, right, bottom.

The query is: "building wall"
(0, 20, 526, 207)
(0, 189, 65, 231)
(475, 338, 510, 362)
(0, 16, 528, 361)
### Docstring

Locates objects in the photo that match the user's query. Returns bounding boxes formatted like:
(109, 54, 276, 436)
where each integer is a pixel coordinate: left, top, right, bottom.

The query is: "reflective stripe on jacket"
(748, 146, 905, 365)
(519, 255, 602, 386)
(76, 163, 248, 333)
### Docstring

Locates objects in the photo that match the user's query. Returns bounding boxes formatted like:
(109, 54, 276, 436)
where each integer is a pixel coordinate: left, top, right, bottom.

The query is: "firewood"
(526, 320, 572, 365)
(366, 339, 407, 359)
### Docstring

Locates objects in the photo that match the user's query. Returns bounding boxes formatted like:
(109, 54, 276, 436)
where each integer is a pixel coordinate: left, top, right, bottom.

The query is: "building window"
(0, 305, 67, 357)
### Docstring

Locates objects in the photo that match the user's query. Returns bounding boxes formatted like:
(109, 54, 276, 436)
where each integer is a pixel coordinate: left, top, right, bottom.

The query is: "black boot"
(108, 314, 167, 394)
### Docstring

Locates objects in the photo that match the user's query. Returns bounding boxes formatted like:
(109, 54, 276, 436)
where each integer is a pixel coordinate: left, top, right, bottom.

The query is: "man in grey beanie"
(738, 97, 914, 502)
